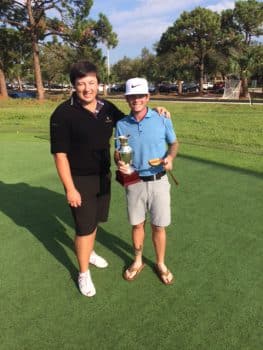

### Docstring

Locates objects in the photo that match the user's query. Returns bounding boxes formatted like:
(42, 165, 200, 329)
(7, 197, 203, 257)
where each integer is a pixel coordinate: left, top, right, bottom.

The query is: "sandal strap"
(123, 263, 145, 281)
(155, 264, 174, 284)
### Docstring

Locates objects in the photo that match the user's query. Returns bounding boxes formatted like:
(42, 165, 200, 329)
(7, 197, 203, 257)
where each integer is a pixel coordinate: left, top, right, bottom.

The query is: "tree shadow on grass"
(0, 181, 139, 279)
(0, 181, 77, 278)
(178, 154, 263, 179)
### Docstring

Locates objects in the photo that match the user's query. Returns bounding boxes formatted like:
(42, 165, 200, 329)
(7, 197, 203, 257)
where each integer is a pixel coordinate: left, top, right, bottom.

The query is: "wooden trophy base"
(115, 170, 141, 187)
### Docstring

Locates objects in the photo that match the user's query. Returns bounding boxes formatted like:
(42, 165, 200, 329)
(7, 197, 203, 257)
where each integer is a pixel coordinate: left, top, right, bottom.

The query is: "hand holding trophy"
(115, 135, 140, 186)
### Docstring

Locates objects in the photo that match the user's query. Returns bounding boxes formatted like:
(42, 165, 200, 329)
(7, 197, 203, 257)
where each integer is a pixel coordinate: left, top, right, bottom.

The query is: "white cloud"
(206, 1, 235, 13)
(96, 0, 237, 62)
(117, 18, 170, 44)
(110, 0, 203, 23)
(109, 0, 204, 51)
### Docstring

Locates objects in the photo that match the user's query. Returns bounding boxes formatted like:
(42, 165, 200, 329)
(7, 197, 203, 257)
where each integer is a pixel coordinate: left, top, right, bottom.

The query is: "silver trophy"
(115, 135, 140, 186)
(116, 135, 134, 174)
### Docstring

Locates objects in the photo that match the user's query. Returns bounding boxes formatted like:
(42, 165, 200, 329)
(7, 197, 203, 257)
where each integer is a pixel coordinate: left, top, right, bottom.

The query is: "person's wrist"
(166, 155, 175, 163)
(66, 187, 77, 194)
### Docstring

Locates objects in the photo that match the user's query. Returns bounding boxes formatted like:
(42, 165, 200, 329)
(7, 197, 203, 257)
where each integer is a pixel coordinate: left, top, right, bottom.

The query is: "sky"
(89, 0, 236, 65)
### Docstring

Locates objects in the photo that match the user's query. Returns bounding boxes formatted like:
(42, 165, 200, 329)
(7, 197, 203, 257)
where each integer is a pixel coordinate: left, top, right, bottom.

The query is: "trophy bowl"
(115, 135, 140, 186)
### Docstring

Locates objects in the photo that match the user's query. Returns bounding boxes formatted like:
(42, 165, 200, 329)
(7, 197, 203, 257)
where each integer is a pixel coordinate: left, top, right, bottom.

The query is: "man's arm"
(163, 140, 179, 171)
(53, 153, 81, 207)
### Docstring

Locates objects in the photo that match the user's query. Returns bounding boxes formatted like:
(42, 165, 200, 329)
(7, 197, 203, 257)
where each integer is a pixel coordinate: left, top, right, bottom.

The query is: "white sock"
(79, 270, 88, 277)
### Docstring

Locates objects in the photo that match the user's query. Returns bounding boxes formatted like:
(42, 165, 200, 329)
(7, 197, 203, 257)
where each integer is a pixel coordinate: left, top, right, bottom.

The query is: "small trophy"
(115, 135, 140, 187)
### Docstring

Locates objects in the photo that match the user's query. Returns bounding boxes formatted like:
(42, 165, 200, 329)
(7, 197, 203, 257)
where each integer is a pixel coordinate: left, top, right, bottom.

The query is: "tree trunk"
(103, 84, 108, 96)
(17, 76, 23, 91)
(0, 68, 8, 98)
(27, 0, 45, 100)
(32, 38, 45, 100)
(240, 77, 249, 98)
(199, 60, 204, 93)
(178, 80, 183, 95)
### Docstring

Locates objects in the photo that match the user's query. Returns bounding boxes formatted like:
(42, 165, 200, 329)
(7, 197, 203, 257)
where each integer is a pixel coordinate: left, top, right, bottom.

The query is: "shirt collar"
(70, 93, 105, 115)
(129, 107, 150, 122)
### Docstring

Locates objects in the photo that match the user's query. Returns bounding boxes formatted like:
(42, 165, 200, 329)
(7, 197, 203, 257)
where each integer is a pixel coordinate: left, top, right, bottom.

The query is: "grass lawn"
(0, 99, 262, 349)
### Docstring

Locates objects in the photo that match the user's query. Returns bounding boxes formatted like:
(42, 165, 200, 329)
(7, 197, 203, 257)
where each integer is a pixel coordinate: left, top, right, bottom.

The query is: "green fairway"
(0, 100, 262, 349)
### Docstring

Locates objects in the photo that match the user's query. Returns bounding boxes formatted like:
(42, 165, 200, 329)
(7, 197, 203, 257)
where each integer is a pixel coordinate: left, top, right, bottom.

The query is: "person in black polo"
(50, 61, 169, 297)
(50, 61, 125, 297)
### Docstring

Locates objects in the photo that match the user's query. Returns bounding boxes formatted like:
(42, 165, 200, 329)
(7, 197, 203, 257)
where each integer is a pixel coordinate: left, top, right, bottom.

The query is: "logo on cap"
(125, 78, 149, 95)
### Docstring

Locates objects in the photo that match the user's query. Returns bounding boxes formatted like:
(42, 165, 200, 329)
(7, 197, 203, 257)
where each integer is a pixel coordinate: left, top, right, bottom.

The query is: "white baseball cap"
(125, 77, 149, 95)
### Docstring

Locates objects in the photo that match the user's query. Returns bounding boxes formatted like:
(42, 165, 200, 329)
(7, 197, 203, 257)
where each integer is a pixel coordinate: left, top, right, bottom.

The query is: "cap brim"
(124, 92, 149, 95)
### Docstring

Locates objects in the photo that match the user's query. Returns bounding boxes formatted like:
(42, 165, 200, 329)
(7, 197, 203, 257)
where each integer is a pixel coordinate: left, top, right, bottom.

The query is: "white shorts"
(125, 174, 171, 226)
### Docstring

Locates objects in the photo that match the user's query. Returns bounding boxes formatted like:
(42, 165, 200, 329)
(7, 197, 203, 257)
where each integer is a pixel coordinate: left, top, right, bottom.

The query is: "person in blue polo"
(114, 78, 179, 285)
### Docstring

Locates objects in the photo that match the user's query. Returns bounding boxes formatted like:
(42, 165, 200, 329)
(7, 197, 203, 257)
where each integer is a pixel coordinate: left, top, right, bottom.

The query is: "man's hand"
(117, 160, 131, 174)
(53, 153, 82, 206)
(162, 155, 173, 171)
(154, 106, 171, 118)
(66, 188, 82, 207)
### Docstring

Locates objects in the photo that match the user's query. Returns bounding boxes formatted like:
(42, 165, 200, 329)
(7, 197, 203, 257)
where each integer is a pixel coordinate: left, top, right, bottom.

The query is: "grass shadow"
(178, 153, 263, 179)
(96, 226, 155, 270)
(0, 181, 138, 277)
(0, 181, 77, 278)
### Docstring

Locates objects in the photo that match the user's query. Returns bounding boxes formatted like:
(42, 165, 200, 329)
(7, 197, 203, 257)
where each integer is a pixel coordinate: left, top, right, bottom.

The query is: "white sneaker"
(89, 251, 108, 268)
(78, 270, 96, 297)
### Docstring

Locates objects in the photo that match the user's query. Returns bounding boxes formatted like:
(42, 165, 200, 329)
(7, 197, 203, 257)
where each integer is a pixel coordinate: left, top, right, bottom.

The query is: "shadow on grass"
(96, 226, 155, 271)
(0, 181, 77, 277)
(0, 181, 139, 278)
(179, 153, 263, 178)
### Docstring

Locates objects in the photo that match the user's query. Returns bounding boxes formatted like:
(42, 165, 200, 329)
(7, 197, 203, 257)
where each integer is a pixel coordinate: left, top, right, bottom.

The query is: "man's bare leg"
(152, 225, 166, 265)
(132, 222, 145, 266)
(75, 228, 97, 273)
(124, 222, 145, 280)
(152, 224, 173, 284)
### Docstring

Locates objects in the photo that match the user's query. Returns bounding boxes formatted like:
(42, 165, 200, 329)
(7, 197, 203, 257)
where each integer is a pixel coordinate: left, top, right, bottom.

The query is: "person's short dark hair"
(69, 61, 100, 86)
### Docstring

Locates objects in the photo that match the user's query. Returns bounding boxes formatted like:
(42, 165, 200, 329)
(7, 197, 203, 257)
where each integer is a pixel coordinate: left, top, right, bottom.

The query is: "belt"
(140, 171, 166, 182)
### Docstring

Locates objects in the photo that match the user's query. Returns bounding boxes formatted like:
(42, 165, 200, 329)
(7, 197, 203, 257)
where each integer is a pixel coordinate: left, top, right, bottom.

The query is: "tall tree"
(0, 27, 31, 98)
(40, 40, 74, 86)
(111, 56, 138, 82)
(249, 44, 263, 83)
(0, 0, 118, 100)
(156, 7, 222, 92)
(112, 48, 164, 85)
(138, 48, 159, 83)
(221, 0, 263, 96)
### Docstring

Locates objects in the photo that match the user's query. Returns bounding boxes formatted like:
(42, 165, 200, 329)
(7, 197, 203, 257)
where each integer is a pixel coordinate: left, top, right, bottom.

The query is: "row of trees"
(112, 0, 263, 96)
(0, 0, 262, 100)
(0, 0, 117, 99)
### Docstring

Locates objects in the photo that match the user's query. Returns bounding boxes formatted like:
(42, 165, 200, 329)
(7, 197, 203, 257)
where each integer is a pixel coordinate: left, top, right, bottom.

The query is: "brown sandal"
(155, 264, 174, 285)
(123, 263, 145, 281)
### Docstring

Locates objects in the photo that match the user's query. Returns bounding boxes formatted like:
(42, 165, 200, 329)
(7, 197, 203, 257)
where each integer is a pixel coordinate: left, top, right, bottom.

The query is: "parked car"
(182, 82, 200, 93)
(202, 82, 213, 90)
(22, 83, 36, 90)
(148, 84, 156, 93)
(158, 83, 170, 93)
(98, 84, 110, 93)
(211, 82, 225, 94)
(111, 83, 125, 93)
(158, 83, 178, 93)
(168, 83, 178, 92)
(46, 84, 69, 90)
(8, 91, 36, 99)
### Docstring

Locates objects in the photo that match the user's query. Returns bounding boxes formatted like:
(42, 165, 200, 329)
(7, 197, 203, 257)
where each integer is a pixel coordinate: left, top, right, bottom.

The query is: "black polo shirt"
(50, 94, 124, 175)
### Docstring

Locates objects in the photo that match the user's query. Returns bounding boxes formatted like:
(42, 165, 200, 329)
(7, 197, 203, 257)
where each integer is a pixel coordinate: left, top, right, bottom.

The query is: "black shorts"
(70, 173, 111, 236)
